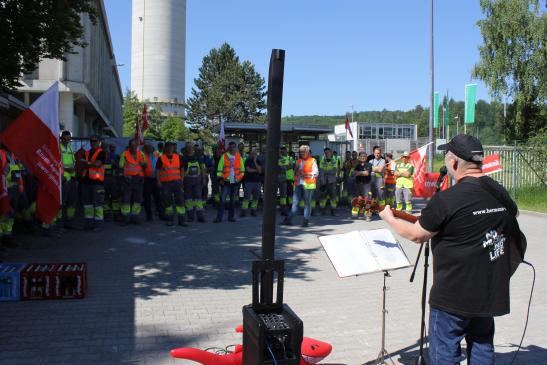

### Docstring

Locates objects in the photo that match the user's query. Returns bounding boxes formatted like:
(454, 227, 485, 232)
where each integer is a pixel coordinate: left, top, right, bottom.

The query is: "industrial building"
(131, 0, 187, 116)
(332, 121, 423, 155)
(15, 0, 123, 137)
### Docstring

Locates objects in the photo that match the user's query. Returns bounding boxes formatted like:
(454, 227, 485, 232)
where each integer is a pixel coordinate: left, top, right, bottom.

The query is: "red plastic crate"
(54, 263, 87, 299)
(20, 263, 58, 300)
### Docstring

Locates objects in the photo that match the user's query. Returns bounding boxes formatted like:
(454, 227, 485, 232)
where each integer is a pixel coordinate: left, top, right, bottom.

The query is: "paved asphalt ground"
(0, 203, 545, 365)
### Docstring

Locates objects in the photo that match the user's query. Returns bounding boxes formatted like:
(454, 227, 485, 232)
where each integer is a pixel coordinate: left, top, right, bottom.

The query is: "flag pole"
(428, 0, 434, 172)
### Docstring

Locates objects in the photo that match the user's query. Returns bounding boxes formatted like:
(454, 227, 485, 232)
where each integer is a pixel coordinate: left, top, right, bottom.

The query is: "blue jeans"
(289, 185, 314, 221)
(429, 307, 495, 365)
(217, 182, 240, 220)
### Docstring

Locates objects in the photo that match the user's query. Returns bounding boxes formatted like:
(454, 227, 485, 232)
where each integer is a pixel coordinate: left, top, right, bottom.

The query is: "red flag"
(134, 115, 143, 145)
(217, 118, 226, 153)
(0, 82, 61, 224)
(345, 114, 354, 139)
(142, 104, 149, 131)
(408, 143, 431, 198)
(482, 154, 502, 175)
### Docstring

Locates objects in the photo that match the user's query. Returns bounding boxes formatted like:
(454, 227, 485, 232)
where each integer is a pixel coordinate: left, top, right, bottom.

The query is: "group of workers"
(0, 132, 417, 250)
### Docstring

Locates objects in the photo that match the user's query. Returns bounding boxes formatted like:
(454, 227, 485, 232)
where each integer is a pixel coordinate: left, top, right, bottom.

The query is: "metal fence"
(483, 145, 546, 190)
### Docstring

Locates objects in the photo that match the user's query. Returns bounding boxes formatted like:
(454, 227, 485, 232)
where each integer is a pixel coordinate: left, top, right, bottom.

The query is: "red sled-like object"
(170, 325, 332, 365)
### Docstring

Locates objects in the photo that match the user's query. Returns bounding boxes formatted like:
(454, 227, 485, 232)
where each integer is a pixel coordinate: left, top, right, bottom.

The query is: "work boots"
(178, 214, 188, 227)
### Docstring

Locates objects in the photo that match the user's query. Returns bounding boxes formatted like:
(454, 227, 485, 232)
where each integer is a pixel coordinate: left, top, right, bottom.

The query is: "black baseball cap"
(437, 134, 484, 162)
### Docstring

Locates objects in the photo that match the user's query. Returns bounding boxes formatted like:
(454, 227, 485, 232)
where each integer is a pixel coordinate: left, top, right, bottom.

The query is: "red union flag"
(408, 143, 441, 198)
(482, 154, 502, 175)
(417, 172, 449, 198)
(345, 114, 354, 139)
(217, 118, 226, 153)
(0, 82, 61, 224)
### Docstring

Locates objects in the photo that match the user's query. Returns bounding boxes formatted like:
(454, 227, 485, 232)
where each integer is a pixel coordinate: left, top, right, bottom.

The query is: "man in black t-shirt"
(351, 152, 373, 220)
(379, 135, 518, 365)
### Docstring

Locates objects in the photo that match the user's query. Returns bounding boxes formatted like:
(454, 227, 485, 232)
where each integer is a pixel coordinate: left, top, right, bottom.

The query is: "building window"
(403, 127, 412, 138)
(359, 125, 372, 139)
(384, 127, 393, 139)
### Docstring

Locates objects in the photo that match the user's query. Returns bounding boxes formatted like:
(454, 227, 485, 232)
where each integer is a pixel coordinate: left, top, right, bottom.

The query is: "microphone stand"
(410, 172, 445, 365)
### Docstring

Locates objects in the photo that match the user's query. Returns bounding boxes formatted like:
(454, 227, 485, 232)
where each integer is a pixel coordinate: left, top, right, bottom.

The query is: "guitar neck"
(391, 209, 418, 223)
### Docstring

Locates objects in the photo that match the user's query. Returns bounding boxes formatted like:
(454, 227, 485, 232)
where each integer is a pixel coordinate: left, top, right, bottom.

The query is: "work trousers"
(121, 175, 143, 218)
(61, 178, 78, 222)
(286, 180, 294, 204)
(243, 181, 261, 211)
(395, 187, 413, 212)
(371, 176, 385, 205)
(184, 176, 204, 220)
(354, 181, 372, 198)
(278, 179, 288, 208)
(320, 182, 338, 209)
(143, 177, 163, 220)
(104, 175, 121, 218)
(82, 183, 105, 225)
(161, 180, 185, 221)
(384, 183, 396, 206)
(217, 182, 240, 220)
(210, 173, 220, 204)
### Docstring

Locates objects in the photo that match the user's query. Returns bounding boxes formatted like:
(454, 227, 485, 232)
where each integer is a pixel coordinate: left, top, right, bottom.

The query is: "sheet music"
(360, 229, 412, 271)
(319, 229, 411, 277)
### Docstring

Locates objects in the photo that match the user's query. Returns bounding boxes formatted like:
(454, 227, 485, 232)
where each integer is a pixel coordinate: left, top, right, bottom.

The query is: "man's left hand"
(379, 205, 394, 222)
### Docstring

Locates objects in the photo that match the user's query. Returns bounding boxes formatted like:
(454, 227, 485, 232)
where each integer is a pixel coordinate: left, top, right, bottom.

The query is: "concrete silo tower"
(131, 0, 186, 115)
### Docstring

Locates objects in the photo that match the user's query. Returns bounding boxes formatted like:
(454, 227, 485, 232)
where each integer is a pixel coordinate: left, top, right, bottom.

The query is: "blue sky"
(104, 0, 491, 116)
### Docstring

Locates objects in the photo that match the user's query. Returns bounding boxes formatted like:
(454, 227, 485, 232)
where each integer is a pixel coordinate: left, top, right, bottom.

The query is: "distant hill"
(281, 100, 508, 145)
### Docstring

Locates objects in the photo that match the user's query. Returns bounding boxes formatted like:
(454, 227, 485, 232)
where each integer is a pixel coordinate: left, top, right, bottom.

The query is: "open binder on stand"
(319, 228, 412, 364)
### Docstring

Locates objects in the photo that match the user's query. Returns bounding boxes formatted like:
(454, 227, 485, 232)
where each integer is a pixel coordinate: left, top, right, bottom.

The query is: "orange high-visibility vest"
(221, 153, 243, 182)
(384, 161, 397, 185)
(123, 150, 145, 177)
(85, 148, 105, 182)
(159, 154, 182, 182)
(294, 157, 317, 189)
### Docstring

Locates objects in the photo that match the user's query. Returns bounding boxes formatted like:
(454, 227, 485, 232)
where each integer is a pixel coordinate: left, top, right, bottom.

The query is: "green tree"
(472, 0, 547, 141)
(160, 116, 193, 141)
(122, 90, 162, 140)
(0, 0, 97, 92)
(186, 43, 266, 140)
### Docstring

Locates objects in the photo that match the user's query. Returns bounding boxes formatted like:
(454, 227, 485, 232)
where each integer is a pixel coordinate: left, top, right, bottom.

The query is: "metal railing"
(483, 145, 546, 192)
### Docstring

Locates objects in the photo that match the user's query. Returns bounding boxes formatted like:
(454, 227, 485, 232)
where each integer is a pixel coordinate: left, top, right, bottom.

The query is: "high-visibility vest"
(60, 144, 75, 180)
(395, 162, 414, 188)
(123, 150, 146, 177)
(8, 153, 24, 192)
(384, 161, 397, 185)
(185, 157, 202, 178)
(85, 148, 105, 182)
(295, 157, 317, 189)
(159, 154, 182, 182)
(320, 157, 338, 176)
(220, 153, 243, 182)
(279, 155, 295, 181)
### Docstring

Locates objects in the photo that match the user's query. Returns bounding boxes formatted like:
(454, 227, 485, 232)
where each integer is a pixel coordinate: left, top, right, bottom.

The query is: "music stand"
(375, 270, 395, 365)
(319, 228, 412, 365)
